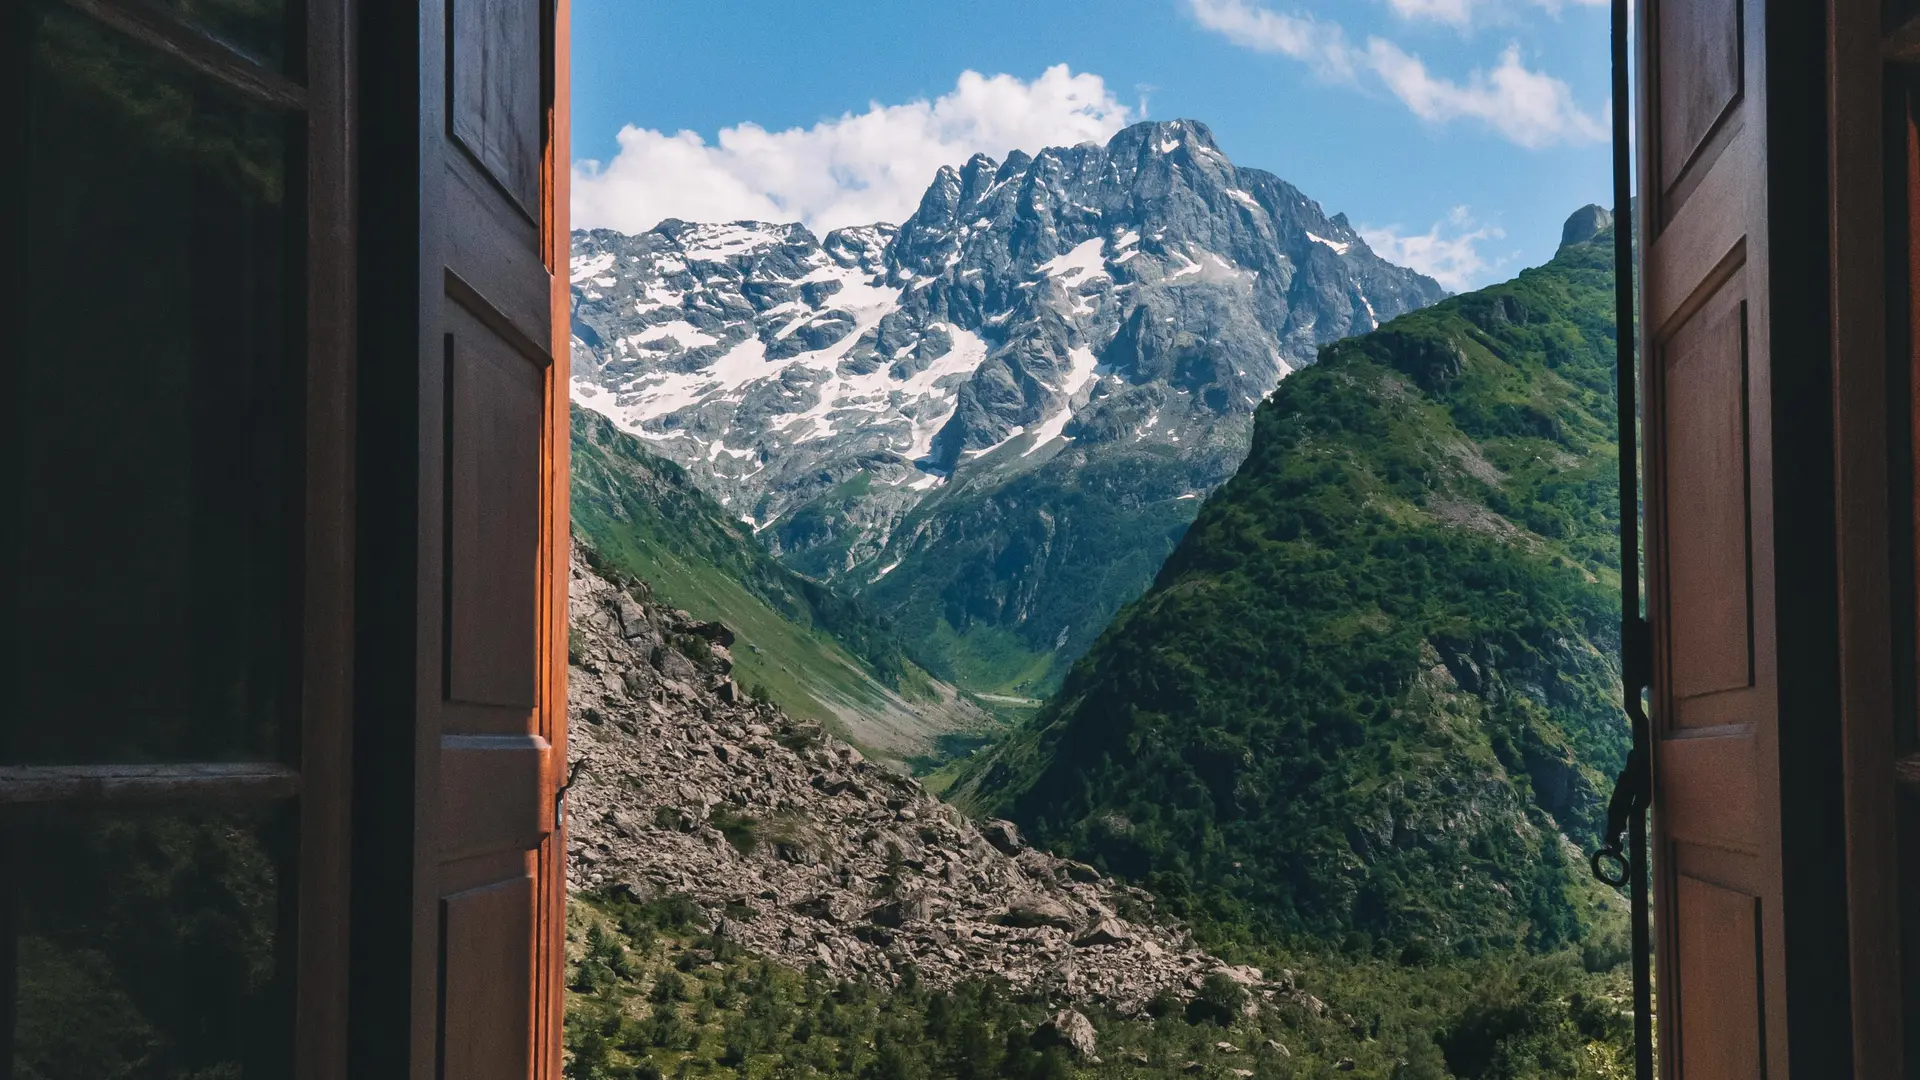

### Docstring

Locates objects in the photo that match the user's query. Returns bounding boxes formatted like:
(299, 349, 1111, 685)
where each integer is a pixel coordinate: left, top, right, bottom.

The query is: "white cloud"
(1186, 0, 1358, 79)
(1366, 40, 1608, 147)
(1359, 206, 1509, 291)
(1186, 0, 1606, 147)
(1386, 0, 1476, 25)
(572, 65, 1137, 235)
(1387, 0, 1608, 27)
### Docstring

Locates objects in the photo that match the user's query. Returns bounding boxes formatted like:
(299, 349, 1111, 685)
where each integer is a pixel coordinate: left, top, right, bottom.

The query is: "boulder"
(998, 896, 1078, 930)
(867, 894, 933, 928)
(982, 819, 1024, 854)
(1060, 860, 1101, 883)
(1074, 918, 1135, 948)
(1031, 1009, 1097, 1060)
(1213, 964, 1264, 986)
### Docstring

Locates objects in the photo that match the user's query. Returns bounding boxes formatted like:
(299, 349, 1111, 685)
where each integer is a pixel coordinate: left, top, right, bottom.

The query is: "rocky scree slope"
(951, 214, 1632, 956)
(570, 119, 1445, 693)
(566, 542, 1316, 1013)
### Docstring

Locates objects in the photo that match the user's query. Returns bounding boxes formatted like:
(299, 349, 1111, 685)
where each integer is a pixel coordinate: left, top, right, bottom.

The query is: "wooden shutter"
(1639, 0, 1790, 1074)
(358, 1, 572, 1076)
(1638, 0, 1872, 1073)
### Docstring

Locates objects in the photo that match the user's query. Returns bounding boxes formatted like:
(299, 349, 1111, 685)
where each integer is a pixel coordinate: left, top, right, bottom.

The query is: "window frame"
(0, 1, 356, 1076)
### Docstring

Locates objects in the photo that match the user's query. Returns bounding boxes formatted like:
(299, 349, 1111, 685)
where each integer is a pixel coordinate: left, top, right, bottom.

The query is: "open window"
(2, 0, 572, 1076)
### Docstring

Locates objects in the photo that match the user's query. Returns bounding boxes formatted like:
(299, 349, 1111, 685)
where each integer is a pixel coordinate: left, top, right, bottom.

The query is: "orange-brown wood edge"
(538, 2, 572, 1075)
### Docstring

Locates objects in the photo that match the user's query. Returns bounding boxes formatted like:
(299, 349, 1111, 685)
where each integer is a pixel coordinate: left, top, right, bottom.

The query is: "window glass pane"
(4, 803, 295, 1078)
(5, 7, 301, 765)
(158, 0, 298, 73)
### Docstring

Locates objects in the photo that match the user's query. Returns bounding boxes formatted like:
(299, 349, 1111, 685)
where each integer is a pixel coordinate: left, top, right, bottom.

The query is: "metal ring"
(1590, 846, 1629, 888)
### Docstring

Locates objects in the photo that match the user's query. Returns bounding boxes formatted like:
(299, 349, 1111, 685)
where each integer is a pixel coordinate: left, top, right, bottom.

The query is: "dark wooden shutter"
(1639, 0, 1787, 1073)
(357, 0, 571, 1075)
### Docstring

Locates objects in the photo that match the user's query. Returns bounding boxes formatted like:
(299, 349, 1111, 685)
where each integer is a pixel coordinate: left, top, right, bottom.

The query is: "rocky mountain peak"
(1560, 203, 1613, 251)
(569, 122, 1448, 689)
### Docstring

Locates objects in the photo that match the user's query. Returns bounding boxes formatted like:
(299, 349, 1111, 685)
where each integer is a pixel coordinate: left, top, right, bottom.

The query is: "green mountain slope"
(834, 436, 1240, 697)
(951, 220, 1630, 956)
(570, 407, 990, 766)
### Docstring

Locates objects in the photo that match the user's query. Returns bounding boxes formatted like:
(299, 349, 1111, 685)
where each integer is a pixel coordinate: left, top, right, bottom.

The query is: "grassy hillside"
(571, 408, 990, 766)
(951, 226, 1631, 957)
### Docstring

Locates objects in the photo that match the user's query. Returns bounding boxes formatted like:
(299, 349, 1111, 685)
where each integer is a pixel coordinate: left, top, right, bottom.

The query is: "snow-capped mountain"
(570, 119, 1445, 691)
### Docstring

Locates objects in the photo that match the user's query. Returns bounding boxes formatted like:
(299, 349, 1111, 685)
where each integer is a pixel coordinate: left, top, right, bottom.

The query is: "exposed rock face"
(565, 543, 1249, 1009)
(1559, 203, 1613, 251)
(569, 119, 1445, 689)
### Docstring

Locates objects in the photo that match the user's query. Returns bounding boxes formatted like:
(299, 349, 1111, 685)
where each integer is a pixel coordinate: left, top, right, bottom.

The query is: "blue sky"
(570, 0, 1615, 290)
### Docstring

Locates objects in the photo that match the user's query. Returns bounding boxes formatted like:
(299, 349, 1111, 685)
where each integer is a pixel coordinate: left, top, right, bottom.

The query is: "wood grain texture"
(1675, 873, 1765, 1078)
(295, 0, 355, 1071)
(445, 306, 544, 712)
(1663, 291, 1754, 703)
(1638, 0, 1788, 1071)
(438, 735, 551, 861)
(440, 875, 536, 1080)
(1826, 1, 1904, 1070)
(538, 5, 572, 1075)
(1658, 729, 1760, 854)
(0, 762, 300, 803)
(1657, 0, 1743, 194)
(446, 159, 550, 351)
(450, 0, 544, 220)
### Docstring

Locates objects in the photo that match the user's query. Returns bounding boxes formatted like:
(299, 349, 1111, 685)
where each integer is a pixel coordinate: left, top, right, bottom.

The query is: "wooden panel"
(1659, 729, 1759, 854)
(1657, 0, 1743, 194)
(1674, 873, 1764, 1078)
(447, 164, 551, 352)
(439, 735, 551, 860)
(1664, 292, 1753, 703)
(441, 874, 535, 1080)
(446, 306, 544, 712)
(451, 0, 544, 221)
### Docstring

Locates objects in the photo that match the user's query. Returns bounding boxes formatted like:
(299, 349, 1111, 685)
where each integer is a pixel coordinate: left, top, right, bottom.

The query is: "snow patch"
(1037, 238, 1110, 283)
(1306, 232, 1351, 255)
(1223, 189, 1264, 213)
(1021, 346, 1100, 457)
(570, 252, 614, 284)
(634, 320, 720, 349)
(682, 223, 784, 261)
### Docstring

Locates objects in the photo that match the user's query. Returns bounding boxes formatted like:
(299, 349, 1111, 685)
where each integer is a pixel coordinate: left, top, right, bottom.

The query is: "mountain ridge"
(570, 118, 1446, 694)
(950, 213, 1630, 957)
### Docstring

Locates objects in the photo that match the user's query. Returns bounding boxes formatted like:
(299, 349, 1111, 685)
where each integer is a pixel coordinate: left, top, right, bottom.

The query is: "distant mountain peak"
(1559, 203, 1613, 250)
(1108, 117, 1222, 156)
(568, 120, 1446, 692)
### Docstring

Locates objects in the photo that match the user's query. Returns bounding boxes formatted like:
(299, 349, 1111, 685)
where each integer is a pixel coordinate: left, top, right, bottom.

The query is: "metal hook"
(1590, 845, 1629, 888)
(553, 758, 589, 824)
